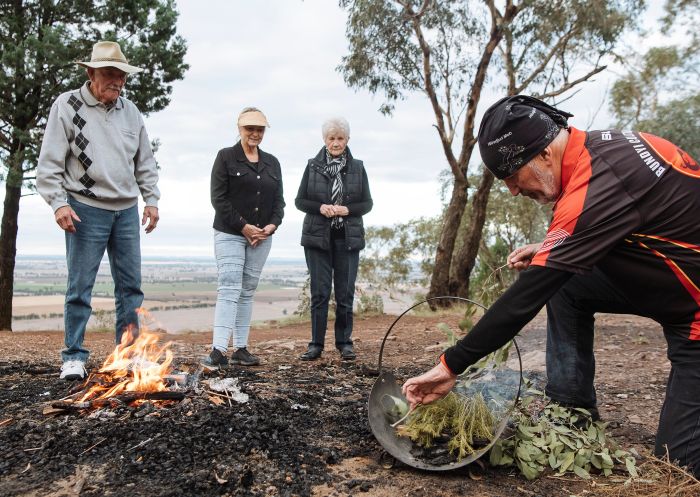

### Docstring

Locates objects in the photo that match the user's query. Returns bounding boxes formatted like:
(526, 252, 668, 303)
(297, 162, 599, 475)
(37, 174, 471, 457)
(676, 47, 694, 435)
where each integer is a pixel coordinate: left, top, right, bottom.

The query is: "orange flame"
(80, 309, 173, 402)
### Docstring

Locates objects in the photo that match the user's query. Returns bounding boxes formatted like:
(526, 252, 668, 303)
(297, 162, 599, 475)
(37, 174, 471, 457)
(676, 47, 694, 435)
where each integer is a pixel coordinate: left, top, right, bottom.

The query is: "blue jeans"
(304, 239, 359, 349)
(212, 231, 271, 351)
(63, 196, 143, 362)
(547, 266, 700, 475)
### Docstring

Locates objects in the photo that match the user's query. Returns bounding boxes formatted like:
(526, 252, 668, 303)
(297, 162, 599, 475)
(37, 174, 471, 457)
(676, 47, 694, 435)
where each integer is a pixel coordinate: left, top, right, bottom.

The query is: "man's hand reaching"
(507, 243, 542, 271)
(401, 360, 457, 409)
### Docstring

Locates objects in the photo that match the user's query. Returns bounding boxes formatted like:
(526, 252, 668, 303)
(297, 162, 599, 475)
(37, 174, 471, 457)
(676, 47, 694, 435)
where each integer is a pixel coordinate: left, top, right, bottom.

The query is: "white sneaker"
(60, 360, 87, 381)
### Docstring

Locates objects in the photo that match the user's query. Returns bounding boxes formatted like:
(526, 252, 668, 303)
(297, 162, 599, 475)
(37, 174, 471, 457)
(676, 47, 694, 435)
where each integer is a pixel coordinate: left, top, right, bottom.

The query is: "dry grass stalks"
(598, 453, 700, 497)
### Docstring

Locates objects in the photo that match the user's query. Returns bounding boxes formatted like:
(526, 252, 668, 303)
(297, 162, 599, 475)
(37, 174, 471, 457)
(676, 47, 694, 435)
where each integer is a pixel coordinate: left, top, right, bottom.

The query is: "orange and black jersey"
(444, 127, 700, 374)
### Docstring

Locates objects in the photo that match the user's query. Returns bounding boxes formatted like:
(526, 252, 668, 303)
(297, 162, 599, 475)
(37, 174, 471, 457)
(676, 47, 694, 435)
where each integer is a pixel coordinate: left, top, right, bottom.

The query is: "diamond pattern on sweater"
(75, 133, 89, 150)
(72, 113, 86, 129)
(79, 189, 97, 199)
(79, 174, 95, 189)
(69, 92, 95, 198)
(68, 94, 83, 111)
(78, 152, 92, 169)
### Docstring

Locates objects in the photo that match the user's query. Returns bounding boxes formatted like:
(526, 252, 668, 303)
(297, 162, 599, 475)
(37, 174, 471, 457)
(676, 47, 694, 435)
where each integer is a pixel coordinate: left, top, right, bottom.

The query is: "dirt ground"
(0, 310, 669, 496)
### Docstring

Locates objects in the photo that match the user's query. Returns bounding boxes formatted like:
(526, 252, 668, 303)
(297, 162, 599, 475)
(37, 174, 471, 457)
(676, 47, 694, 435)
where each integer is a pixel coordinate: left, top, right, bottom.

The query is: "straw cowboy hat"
(76, 41, 143, 74)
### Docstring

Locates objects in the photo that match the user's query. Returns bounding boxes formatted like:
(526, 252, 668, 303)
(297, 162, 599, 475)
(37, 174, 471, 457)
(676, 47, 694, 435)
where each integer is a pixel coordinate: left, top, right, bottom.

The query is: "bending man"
(404, 95, 700, 475)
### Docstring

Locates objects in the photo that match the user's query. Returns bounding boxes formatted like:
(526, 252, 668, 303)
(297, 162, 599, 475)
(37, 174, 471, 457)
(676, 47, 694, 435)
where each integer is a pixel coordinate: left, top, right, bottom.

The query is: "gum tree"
(338, 0, 642, 302)
(0, 0, 189, 330)
(611, 0, 700, 155)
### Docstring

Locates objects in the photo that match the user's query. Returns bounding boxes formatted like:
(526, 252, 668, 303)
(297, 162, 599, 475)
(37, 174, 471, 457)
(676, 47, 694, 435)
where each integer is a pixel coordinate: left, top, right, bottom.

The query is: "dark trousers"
(547, 267, 700, 475)
(304, 239, 359, 349)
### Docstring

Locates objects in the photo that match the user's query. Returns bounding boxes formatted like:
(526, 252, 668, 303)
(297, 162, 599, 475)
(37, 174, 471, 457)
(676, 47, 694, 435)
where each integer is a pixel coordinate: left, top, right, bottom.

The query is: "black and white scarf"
(324, 148, 347, 229)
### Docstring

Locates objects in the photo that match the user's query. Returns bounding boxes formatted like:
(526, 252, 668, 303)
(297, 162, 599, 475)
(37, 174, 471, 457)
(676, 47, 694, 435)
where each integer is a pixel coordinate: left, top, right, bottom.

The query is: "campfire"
(49, 311, 187, 412)
(79, 324, 174, 403)
(46, 309, 250, 415)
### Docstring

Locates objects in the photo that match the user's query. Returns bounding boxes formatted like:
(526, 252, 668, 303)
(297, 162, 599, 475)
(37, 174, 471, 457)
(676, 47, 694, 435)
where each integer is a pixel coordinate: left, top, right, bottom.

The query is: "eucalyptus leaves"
(490, 395, 638, 480)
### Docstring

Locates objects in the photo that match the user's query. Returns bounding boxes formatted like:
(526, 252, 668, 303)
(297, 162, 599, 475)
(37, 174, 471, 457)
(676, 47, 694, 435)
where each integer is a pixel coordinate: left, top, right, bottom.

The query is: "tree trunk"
(0, 164, 22, 331)
(426, 178, 468, 305)
(450, 170, 495, 299)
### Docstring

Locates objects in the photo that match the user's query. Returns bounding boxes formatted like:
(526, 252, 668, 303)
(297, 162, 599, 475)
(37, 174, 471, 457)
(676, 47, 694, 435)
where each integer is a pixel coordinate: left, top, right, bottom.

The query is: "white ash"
(206, 378, 249, 403)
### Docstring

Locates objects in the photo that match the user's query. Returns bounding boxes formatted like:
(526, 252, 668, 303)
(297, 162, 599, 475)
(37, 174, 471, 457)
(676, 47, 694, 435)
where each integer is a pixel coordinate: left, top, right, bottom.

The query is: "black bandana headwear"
(477, 95, 573, 179)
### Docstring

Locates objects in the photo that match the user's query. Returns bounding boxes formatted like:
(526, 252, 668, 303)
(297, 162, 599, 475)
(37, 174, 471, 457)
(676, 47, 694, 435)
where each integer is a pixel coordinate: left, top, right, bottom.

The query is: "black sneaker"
(201, 348, 228, 370)
(231, 347, 260, 366)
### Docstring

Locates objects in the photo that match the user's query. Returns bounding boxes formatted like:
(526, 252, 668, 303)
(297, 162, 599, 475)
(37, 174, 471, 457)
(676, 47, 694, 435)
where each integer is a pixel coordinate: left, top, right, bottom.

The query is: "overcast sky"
(12, 0, 659, 260)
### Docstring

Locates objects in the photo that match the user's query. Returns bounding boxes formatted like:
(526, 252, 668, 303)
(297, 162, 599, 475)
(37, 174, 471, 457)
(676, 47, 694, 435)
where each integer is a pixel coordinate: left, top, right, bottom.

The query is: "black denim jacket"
(210, 142, 285, 235)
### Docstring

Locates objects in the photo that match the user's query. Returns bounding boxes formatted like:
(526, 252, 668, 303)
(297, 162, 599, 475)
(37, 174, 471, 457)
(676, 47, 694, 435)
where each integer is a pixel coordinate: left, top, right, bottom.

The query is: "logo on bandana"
(539, 228, 570, 253)
(498, 143, 525, 167)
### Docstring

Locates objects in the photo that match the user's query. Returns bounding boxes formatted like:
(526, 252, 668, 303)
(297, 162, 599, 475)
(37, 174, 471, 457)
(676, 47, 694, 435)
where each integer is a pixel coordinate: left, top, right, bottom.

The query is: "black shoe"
(300, 345, 323, 361)
(201, 348, 228, 370)
(231, 347, 260, 366)
(340, 345, 356, 361)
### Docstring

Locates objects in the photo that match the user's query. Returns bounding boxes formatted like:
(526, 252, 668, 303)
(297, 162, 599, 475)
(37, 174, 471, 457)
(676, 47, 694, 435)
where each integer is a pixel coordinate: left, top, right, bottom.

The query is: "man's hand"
(54, 206, 81, 233)
(142, 206, 159, 233)
(507, 243, 542, 271)
(332, 205, 349, 217)
(402, 361, 457, 409)
(320, 204, 335, 218)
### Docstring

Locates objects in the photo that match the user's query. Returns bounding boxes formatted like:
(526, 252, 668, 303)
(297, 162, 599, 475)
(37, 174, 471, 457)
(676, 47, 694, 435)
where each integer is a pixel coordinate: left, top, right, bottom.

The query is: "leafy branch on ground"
(490, 391, 638, 481)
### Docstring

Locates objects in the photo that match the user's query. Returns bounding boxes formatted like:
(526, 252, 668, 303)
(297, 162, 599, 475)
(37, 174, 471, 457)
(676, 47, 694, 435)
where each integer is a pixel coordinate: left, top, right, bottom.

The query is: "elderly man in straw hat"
(37, 41, 160, 380)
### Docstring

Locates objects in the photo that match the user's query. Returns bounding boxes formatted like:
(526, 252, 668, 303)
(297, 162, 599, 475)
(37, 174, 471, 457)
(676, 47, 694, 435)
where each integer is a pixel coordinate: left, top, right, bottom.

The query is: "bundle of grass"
(396, 391, 496, 461)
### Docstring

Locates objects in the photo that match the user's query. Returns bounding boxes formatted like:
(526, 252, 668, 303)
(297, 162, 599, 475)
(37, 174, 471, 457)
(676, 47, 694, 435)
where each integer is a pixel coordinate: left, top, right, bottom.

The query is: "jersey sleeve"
(443, 266, 572, 374)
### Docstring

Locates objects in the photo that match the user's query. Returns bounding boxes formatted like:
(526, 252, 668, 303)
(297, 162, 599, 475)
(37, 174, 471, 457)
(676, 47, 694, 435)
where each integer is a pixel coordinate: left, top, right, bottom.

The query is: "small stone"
(629, 415, 643, 424)
(616, 393, 628, 399)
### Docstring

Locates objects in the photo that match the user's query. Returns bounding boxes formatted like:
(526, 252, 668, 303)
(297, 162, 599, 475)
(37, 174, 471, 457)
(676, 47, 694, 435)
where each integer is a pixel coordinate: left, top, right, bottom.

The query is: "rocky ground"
(0, 310, 669, 496)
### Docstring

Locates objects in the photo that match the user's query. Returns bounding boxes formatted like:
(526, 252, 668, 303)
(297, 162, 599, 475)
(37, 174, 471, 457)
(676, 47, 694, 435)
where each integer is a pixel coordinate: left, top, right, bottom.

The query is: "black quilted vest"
(300, 148, 367, 251)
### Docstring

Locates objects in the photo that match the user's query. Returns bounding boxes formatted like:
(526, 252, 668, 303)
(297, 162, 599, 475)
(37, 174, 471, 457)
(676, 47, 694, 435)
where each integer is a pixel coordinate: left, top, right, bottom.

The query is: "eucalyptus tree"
(338, 0, 643, 302)
(610, 0, 700, 155)
(0, 0, 188, 330)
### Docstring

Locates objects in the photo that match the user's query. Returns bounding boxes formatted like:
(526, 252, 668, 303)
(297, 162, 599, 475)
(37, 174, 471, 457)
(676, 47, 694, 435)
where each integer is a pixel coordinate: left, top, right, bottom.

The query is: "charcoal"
(0, 359, 382, 497)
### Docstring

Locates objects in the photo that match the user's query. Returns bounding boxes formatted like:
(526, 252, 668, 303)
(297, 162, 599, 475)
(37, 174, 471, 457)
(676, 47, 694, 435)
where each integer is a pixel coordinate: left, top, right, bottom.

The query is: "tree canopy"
(339, 0, 643, 303)
(610, 0, 700, 155)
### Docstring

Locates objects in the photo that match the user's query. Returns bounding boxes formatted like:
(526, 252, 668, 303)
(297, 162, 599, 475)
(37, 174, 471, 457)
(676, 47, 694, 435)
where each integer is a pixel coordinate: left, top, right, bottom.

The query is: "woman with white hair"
(295, 117, 373, 361)
(203, 107, 285, 369)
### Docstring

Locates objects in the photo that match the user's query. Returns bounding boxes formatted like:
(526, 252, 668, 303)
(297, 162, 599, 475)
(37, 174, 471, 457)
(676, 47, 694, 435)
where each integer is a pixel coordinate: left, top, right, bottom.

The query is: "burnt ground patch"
(0, 313, 672, 496)
(0, 360, 383, 497)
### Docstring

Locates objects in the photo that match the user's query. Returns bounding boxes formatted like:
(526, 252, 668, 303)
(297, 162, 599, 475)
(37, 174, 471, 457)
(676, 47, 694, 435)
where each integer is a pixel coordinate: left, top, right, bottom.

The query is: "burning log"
(116, 391, 185, 403)
(50, 391, 186, 412)
(49, 315, 191, 414)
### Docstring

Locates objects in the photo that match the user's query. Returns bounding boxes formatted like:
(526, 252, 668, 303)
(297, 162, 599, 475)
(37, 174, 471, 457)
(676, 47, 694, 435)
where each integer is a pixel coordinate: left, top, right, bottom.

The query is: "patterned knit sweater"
(37, 81, 160, 212)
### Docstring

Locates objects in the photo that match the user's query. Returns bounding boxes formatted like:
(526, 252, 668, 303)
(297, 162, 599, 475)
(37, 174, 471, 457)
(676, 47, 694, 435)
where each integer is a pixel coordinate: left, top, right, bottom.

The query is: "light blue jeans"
(63, 196, 143, 362)
(212, 230, 271, 351)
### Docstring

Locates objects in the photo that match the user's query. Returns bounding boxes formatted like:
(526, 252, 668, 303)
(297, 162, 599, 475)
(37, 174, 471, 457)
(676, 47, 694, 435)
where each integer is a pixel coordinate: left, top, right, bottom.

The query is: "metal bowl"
(367, 296, 523, 471)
